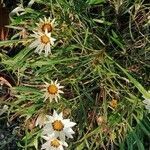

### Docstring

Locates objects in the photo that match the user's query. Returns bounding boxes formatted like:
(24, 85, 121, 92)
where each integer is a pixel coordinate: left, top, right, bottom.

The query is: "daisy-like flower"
(42, 110, 76, 141)
(42, 80, 64, 103)
(41, 135, 68, 150)
(35, 113, 48, 128)
(36, 17, 55, 33)
(142, 91, 150, 113)
(109, 99, 118, 108)
(29, 29, 56, 56)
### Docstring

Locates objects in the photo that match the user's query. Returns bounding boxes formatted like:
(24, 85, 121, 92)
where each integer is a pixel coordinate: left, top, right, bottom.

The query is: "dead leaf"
(0, 77, 12, 88)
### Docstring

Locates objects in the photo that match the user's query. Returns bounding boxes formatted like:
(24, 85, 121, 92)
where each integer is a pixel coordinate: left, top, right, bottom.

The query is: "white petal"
(51, 80, 54, 84)
(59, 132, 65, 141)
(59, 146, 64, 150)
(58, 90, 64, 94)
(58, 86, 64, 89)
(40, 18, 44, 23)
(46, 115, 53, 121)
(48, 17, 51, 22)
(50, 38, 56, 45)
(49, 97, 53, 103)
(53, 110, 58, 118)
(54, 97, 58, 103)
(55, 80, 58, 84)
(44, 43, 51, 56)
(62, 141, 68, 147)
(34, 44, 44, 53)
(41, 142, 48, 149)
(56, 94, 60, 99)
(51, 18, 55, 24)
(29, 40, 39, 48)
(44, 17, 47, 22)
(63, 119, 76, 128)
(38, 44, 45, 54)
(42, 136, 50, 141)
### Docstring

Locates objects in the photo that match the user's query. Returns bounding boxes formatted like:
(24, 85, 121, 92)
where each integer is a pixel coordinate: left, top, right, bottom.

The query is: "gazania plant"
(36, 17, 56, 33)
(29, 30, 56, 56)
(42, 80, 64, 102)
(0, 0, 150, 149)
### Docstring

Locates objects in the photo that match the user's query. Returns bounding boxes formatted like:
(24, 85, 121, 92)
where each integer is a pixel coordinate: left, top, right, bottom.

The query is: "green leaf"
(107, 54, 150, 99)
(33, 137, 38, 150)
(76, 141, 86, 150)
(0, 39, 26, 47)
(93, 19, 112, 25)
(87, 0, 105, 5)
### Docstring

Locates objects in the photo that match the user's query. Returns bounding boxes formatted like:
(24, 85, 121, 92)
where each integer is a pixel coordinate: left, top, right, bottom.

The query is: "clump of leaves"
(0, 0, 149, 149)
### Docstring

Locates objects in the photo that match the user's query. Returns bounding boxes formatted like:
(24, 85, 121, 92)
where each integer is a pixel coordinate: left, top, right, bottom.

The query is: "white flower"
(29, 30, 56, 56)
(42, 110, 76, 141)
(143, 91, 150, 113)
(36, 17, 56, 33)
(42, 80, 64, 103)
(35, 113, 47, 128)
(41, 135, 68, 150)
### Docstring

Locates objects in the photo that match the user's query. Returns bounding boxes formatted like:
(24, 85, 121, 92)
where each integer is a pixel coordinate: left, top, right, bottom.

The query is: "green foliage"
(0, 0, 149, 149)
(87, 0, 105, 5)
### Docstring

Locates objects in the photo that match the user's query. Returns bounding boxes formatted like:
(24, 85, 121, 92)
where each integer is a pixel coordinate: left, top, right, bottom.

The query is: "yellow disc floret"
(42, 23, 52, 32)
(41, 35, 50, 44)
(50, 139, 60, 148)
(52, 120, 64, 131)
(48, 85, 58, 94)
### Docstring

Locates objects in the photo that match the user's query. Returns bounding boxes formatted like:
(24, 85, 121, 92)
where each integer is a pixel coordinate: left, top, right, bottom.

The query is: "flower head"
(109, 99, 118, 108)
(42, 110, 76, 141)
(36, 17, 55, 33)
(29, 30, 56, 56)
(42, 80, 64, 103)
(41, 135, 68, 150)
(35, 113, 47, 128)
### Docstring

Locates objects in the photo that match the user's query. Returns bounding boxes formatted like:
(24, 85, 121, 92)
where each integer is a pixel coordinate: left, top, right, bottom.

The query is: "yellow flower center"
(109, 99, 117, 108)
(52, 120, 64, 131)
(41, 35, 50, 44)
(48, 84, 58, 94)
(50, 139, 60, 148)
(42, 23, 52, 32)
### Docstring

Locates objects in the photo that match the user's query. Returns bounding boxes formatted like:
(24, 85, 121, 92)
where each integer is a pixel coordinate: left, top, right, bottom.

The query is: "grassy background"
(0, 0, 150, 149)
